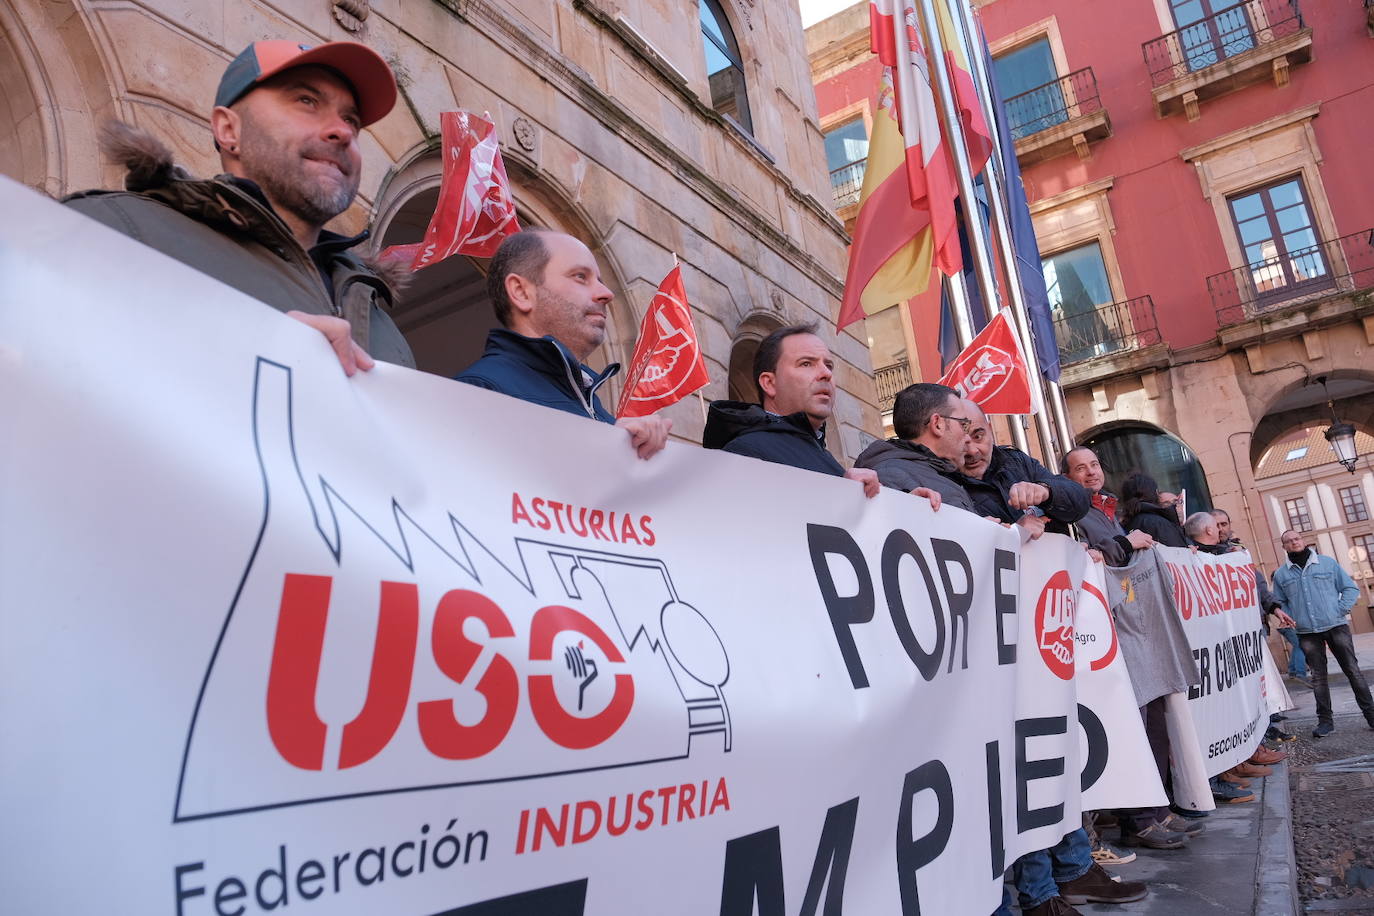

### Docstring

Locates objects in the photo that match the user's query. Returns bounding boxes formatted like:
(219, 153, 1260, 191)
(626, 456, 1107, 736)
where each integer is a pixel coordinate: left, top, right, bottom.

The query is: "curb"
(1254, 760, 1299, 916)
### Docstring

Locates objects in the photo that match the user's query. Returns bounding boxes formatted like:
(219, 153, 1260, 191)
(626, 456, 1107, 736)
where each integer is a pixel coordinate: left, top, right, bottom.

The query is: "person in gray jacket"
(1061, 446, 1154, 564)
(1271, 529, 1374, 737)
(853, 383, 976, 511)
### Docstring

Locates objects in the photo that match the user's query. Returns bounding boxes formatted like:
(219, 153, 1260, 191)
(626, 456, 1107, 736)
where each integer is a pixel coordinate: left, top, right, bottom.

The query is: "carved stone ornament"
(738, 0, 756, 29)
(512, 116, 537, 152)
(332, 0, 369, 33)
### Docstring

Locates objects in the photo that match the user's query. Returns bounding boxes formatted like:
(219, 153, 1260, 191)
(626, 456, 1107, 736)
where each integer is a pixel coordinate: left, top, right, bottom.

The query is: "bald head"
(962, 400, 995, 478)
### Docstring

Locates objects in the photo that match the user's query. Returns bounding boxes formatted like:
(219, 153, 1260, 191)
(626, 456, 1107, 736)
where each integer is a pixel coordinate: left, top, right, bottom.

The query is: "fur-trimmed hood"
(89, 120, 410, 294)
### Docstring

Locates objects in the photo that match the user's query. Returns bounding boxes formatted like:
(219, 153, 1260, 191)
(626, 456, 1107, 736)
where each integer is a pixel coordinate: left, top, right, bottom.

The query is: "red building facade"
(808, 0, 1374, 625)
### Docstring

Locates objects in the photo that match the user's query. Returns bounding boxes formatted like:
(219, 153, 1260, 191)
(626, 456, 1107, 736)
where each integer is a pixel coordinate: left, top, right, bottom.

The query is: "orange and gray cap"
(214, 40, 397, 126)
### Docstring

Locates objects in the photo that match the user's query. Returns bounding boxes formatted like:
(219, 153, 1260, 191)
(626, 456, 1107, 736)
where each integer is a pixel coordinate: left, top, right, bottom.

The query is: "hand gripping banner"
(4, 178, 1165, 915)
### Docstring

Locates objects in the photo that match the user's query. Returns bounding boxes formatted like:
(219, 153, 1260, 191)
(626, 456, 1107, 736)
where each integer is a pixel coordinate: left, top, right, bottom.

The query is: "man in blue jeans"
(1215, 510, 1306, 677)
(994, 828, 1147, 915)
(1271, 530, 1374, 738)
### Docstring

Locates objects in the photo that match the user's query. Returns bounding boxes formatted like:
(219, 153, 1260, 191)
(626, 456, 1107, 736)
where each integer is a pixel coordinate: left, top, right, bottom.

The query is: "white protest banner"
(1159, 545, 1272, 774)
(2, 178, 1149, 915)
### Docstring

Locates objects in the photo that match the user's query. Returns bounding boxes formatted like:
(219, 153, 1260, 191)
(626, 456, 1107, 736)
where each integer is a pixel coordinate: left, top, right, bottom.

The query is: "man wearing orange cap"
(65, 40, 413, 372)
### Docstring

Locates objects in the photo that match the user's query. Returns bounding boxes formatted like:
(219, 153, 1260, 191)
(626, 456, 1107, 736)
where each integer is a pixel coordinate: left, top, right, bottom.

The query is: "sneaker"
(1058, 864, 1149, 905)
(1212, 780, 1256, 804)
(1161, 812, 1205, 836)
(1091, 839, 1137, 866)
(1024, 897, 1082, 916)
(1313, 721, 1335, 738)
(1266, 726, 1296, 742)
(1120, 821, 1188, 849)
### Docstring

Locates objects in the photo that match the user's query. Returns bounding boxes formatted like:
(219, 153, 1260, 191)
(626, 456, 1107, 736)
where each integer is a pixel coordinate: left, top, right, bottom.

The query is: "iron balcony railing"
(1209, 228, 1374, 326)
(1003, 68, 1103, 140)
(1052, 295, 1161, 368)
(1143, 0, 1304, 87)
(875, 359, 912, 411)
(830, 160, 865, 210)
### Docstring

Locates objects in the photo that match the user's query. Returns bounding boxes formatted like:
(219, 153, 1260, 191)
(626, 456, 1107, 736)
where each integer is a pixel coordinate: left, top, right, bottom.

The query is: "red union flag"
(381, 111, 519, 270)
(938, 309, 1032, 414)
(616, 266, 710, 419)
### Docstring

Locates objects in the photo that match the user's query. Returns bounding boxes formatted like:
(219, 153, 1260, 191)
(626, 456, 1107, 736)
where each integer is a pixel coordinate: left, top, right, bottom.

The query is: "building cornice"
(1179, 103, 1321, 162)
(1028, 176, 1115, 214)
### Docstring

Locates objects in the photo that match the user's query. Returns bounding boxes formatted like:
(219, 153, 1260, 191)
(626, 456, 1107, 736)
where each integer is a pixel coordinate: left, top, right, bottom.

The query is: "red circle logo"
(1035, 570, 1076, 680)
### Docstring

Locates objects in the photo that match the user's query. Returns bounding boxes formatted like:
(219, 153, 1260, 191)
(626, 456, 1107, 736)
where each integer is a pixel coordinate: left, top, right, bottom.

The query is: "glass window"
(992, 39, 1067, 139)
(1340, 486, 1369, 523)
(1043, 242, 1117, 364)
(1227, 177, 1330, 305)
(1082, 425, 1213, 512)
(700, 0, 753, 134)
(824, 119, 868, 208)
(1284, 496, 1313, 532)
(1170, 0, 1255, 72)
(1284, 446, 1308, 461)
(1350, 533, 1374, 578)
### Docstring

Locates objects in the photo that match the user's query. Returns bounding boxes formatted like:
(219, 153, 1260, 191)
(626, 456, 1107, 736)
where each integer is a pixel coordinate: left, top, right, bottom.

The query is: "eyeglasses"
(937, 414, 973, 432)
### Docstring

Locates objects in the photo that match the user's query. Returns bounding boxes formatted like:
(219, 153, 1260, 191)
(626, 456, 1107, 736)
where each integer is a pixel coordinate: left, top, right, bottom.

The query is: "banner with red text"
(1158, 546, 1275, 777)
(4, 179, 1161, 916)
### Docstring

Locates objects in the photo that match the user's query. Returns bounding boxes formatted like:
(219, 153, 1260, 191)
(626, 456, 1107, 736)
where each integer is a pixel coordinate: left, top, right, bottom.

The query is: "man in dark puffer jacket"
(64, 40, 415, 373)
(959, 402, 1089, 532)
(704, 324, 940, 507)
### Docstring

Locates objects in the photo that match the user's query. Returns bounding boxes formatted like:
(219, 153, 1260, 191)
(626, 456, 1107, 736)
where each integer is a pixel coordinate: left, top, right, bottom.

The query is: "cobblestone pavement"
(1280, 632, 1374, 915)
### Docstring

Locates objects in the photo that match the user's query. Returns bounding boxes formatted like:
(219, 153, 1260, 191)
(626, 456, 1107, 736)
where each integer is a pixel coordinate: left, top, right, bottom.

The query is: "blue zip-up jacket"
(1270, 551, 1360, 634)
(456, 328, 619, 423)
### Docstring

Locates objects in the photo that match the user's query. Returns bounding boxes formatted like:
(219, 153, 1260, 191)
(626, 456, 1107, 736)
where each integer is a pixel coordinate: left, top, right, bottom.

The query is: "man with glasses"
(959, 402, 1089, 534)
(853, 383, 976, 510)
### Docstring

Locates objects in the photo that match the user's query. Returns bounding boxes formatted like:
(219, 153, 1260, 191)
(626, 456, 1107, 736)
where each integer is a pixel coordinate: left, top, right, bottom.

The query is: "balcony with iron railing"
(830, 160, 865, 213)
(875, 359, 912, 412)
(1143, 0, 1312, 120)
(1209, 228, 1374, 330)
(1053, 296, 1162, 379)
(1004, 68, 1111, 165)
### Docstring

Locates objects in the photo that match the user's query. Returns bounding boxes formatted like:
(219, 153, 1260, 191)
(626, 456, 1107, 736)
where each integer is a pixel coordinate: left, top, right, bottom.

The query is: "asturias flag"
(938, 308, 1033, 414)
(616, 266, 710, 419)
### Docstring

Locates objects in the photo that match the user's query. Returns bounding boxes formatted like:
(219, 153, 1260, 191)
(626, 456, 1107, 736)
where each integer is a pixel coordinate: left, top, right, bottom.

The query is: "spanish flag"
(838, 1, 956, 329)
(837, 0, 990, 330)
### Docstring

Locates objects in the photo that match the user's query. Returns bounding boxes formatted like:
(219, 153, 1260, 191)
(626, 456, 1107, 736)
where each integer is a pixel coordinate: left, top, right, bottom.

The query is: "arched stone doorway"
(725, 312, 785, 403)
(1080, 421, 1213, 511)
(371, 149, 633, 383)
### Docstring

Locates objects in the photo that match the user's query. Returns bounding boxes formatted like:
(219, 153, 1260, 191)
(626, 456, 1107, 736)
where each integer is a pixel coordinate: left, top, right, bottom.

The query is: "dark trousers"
(1122, 696, 1171, 830)
(1298, 624, 1374, 724)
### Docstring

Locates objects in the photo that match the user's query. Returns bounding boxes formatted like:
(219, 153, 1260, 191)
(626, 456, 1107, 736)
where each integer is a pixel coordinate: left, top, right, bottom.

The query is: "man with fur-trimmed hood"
(63, 40, 414, 373)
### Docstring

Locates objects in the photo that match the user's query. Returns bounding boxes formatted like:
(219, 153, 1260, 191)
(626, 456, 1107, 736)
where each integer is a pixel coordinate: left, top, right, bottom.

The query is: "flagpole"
(949, 0, 1074, 461)
(673, 251, 709, 424)
(910, 0, 1000, 326)
(910, 0, 1031, 454)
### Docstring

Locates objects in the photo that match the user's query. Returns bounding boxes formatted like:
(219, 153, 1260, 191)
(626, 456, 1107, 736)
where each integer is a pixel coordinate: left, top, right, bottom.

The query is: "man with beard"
(65, 41, 413, 372)
(853, 383, 976, 510)
(457, 229, 670, 459)
(959, 402, 1088, 534)
(703, 324, 940, 504)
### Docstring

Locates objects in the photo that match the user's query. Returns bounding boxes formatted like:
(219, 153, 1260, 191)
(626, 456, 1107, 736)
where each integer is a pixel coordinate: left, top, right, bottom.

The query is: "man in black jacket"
(457, 229, 669, 459)
(960, 403, 1089, 532)
(704, 324, 940, 504)
(853, 383, 976, 510)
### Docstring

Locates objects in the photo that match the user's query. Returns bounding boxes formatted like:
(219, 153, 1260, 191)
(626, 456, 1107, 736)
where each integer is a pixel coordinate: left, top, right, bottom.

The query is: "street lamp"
(1318, 375, 1360, 473)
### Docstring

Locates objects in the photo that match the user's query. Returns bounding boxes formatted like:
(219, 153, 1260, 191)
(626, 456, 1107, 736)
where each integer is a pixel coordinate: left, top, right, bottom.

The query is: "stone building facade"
(2, 0, 883, 458)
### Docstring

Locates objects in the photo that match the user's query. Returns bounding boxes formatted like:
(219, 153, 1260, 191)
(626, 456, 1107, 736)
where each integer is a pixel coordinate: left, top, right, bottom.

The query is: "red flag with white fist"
(616, 266, 710, 419)
(938, 308, 1033, 414)
(380, 111, 519, 270)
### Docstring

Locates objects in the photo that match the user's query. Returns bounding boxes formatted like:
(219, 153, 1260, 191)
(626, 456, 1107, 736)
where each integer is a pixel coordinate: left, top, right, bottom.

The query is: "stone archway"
(1249, 372, 1374, 467)
(725, 311, 785, 403)
(0, 0, 119, 195)
(1079, 420, 1214, 511)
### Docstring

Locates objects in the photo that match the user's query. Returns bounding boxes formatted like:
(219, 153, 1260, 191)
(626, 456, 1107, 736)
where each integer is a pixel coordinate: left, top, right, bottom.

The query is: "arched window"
(700, 0, 753, 134)
(1083, 424, 1213, 511)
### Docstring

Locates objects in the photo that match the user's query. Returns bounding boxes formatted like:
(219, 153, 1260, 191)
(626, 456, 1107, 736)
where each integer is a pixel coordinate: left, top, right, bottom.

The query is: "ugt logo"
(1034, 570, 1076, 681)
(173, 360, 732, 822)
